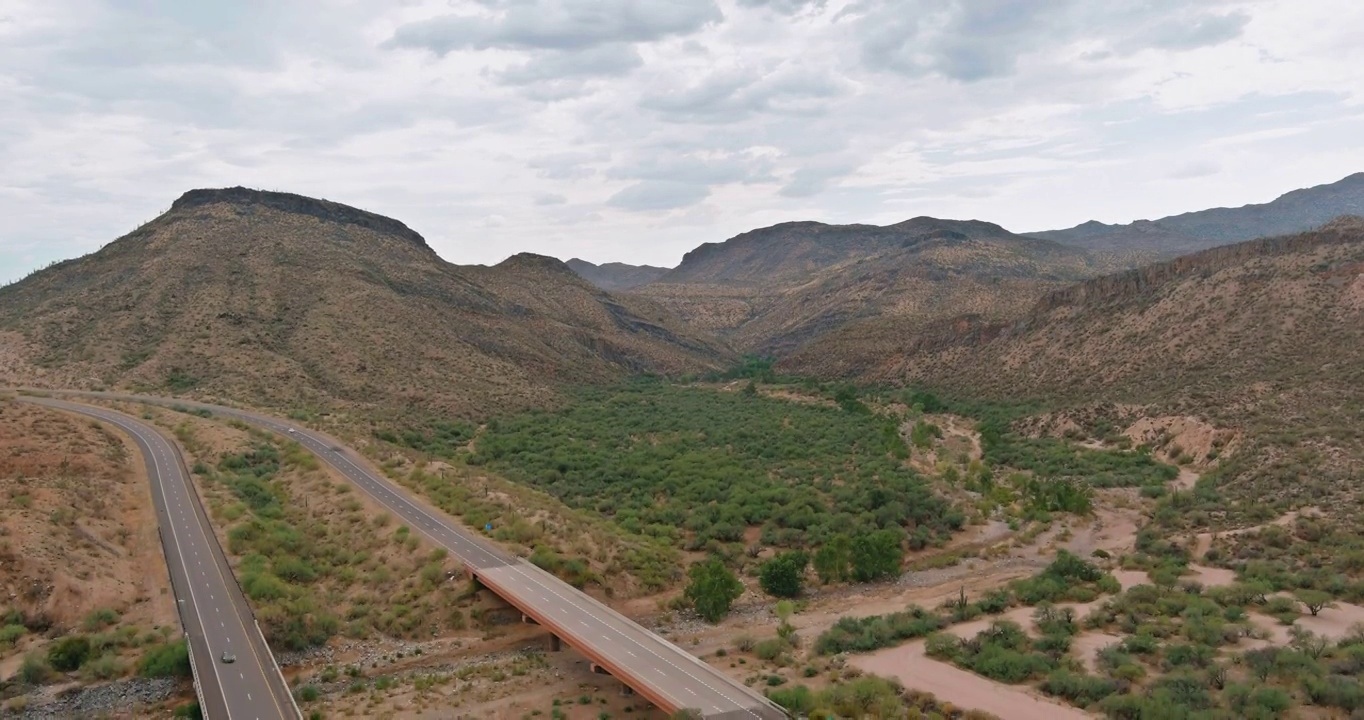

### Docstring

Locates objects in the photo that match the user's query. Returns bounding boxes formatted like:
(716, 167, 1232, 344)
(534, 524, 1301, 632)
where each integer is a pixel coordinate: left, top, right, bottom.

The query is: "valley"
(1, 180, 1362, 720)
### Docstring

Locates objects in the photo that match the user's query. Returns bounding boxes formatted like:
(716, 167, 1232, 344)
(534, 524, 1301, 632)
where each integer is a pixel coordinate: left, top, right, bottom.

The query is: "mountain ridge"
(1031, 172, 1364, 255)
(0, 188, 729, 418)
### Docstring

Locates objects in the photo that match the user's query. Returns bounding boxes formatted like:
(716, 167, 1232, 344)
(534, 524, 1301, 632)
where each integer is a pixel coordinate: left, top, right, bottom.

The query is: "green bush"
(296, 685, 321, 702)
(19, 652, 50, 685)
(0, 623, 25, 648)
(47, 635, 92, 672)
(684, 558, 743, 623)
(138, 639, 192, 678)
(82, 608, 120, 632)
(1040, 669, 1118, 706)
(814, 606, 946, 655)
(759, 551, 808, 598)
(767, 684, 815, 715)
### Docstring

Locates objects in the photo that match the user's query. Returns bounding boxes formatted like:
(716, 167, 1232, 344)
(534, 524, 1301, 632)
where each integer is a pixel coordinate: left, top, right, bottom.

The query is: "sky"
(2, 0, 1363, 282)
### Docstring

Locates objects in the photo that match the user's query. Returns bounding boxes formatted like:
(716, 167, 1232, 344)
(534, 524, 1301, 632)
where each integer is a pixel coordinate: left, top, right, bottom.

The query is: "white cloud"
(1, 0, 1363, 278)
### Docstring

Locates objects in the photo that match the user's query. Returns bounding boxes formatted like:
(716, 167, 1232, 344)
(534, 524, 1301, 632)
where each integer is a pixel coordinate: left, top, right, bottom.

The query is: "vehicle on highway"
(221, 651, 236, 664)
(287, 428, 296, 434)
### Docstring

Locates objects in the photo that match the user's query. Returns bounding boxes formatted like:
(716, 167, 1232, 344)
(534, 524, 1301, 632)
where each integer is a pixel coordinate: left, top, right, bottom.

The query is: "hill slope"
(637, 217, 1116, 354)
(1032, 172, 1364, 256)
(0, 188, 729, 417)
(793, 217, 1364, 505)
(565, 258, 669, 291)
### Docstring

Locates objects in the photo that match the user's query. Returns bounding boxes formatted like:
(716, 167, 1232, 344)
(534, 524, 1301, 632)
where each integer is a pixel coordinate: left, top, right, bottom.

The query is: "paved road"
(38, 391, 789, 719)
(20, 397, 297, 720)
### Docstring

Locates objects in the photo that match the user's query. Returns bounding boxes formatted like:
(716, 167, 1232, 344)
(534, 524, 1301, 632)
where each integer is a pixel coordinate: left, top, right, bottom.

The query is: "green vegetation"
(766, 675, 994, 719)
(373, 420, 477, 457)
(814, 606, 946, 655)
(192, 429, 465, 651)
(1008, 550, 1119, 604)
(47, 635, 92, 672)
(138, 639, 192, 678)
(471, 381, 960, 556)
(758, 551, 808, 598)
(684, 558, 743, 623)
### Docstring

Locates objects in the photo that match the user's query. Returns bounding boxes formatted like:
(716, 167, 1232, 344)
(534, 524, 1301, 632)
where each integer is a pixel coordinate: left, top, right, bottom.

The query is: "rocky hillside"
(637, 217, 1117, 354)
(1033, 172, 1364, 256)
(0, 188, 729, 417)
(565, 258, 669, 291)
(791, 217, 1364, 504)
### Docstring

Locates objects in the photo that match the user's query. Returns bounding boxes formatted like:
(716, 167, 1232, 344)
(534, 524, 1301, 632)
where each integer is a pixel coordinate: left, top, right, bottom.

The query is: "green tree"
(759, 551, 809, 598)
(850, 529, 904, 582)
(1295, 589, 1333, 616)
(814, 534, 851, 584)
(47, 635, 92, 672)
(684, 557, 744, 623)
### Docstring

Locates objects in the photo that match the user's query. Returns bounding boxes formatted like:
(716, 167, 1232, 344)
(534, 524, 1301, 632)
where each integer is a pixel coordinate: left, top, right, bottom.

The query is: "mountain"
(636, 216, 1118, 355)
(565, 258, 670, 291)
(788, 216, 1364, 501)
(0, 188, 729, 417)
(1032, 172, 1364, 256)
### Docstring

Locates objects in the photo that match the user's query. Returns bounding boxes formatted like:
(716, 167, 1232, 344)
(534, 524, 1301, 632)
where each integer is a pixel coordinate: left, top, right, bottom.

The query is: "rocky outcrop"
(170, 187, 428, 248)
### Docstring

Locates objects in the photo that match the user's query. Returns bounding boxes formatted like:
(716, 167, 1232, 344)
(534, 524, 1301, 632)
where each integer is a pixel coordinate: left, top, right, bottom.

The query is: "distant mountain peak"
(170, 187, 428, 248)
(497, 252, 576, 273)
(565, 258, 670, 291)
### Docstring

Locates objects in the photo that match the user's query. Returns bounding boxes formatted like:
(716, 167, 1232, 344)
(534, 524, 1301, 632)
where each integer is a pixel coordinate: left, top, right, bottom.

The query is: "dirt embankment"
(0, 399, 177, 678)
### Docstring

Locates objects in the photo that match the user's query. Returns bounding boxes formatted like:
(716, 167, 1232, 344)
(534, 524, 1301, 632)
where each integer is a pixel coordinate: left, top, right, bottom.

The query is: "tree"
(759, 551, 809, 598)
(850, 529, 904, 583)
(1295, 589, 1334, 616)
(47, 635, 92, 672)
(684, 557, 743, 623)
(813, 535, 851, 584)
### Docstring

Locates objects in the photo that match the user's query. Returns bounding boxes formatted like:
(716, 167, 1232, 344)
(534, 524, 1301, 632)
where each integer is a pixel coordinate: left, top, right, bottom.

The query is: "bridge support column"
(521, 613, 539, 625)
(590, 663, 609, 675)
(620, 684, 634, 697)
(548, 634, 561, 652)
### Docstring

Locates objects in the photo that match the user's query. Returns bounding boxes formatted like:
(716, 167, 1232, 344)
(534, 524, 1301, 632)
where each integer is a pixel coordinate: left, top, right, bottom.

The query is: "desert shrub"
(814, 606, 946, 655)
(0, 623, 25, 648)
(767, 684, 815, 715)
(82, 608, 120, 631)
(47, 635, 92, 672)
(1010, 551, 1116, 604)
(1040, 669, 1118, 707)
(19, 652, 50, 685)
(753, 638, 791, 662)
(138, 639, 191, 678)
(946, 620, 1054, 684)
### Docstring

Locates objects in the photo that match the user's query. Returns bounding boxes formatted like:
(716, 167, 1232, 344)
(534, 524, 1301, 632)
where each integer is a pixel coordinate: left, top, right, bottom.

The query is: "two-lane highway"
(21, 397, 297, 720)
(42, 390, 789, 719)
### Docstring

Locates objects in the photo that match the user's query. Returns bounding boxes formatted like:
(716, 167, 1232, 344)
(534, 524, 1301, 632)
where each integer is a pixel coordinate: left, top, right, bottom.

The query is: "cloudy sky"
(3, 0, 1363, 280)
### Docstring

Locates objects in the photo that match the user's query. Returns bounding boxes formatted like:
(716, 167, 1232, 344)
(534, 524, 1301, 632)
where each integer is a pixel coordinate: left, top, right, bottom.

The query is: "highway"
(20, 397, 297, 720)
(39, 390, 789, 719)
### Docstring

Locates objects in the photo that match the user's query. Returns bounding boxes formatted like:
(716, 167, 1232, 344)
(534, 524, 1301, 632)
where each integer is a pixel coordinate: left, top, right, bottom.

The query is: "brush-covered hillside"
(789, 217, 1364, 509)
(636, 217, 1118, 355)
(0, 188, 729, 417)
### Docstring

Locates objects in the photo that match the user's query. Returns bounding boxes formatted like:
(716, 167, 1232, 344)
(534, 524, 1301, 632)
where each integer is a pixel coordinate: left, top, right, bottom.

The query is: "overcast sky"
(3, 0, 1363, 281)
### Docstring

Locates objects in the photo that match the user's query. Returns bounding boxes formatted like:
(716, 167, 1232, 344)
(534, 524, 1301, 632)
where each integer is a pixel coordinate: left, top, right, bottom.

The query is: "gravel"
(12, 678, 179, 719)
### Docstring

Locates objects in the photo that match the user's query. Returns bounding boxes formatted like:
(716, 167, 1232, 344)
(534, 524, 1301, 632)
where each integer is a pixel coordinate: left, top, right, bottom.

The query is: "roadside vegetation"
(161, 413, 473, 652)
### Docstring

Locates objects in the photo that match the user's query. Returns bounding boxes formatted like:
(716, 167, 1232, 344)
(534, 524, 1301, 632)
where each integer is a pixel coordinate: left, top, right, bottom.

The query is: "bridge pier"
(590, 662, 609, 675)
(521, 613, 538, 625)
(548, 634, 561, 652)
(620, 684, 634, 697)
